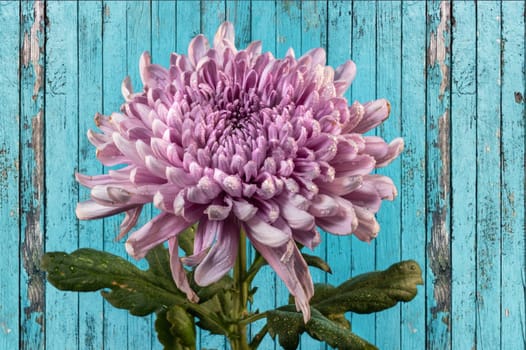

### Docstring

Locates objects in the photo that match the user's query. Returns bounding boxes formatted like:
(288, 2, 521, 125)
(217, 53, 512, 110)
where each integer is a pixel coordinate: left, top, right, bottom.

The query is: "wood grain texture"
(400, 2, 427, 349)
(78, 2, 104, 349)
(44, 1, 80, 348)
(0, 1, 20, 349)
(500, 2, 526, 348)
(349, 1, 378, 345)
(425, 1, 452, 349)
(451, 2, 477, 349)
(1, 1, 524, 349)
(476, 2, 502, 349)
(20, 1, 45, 349)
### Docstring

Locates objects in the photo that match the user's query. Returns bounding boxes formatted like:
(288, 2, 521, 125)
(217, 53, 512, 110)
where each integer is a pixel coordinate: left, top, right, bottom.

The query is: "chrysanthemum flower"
(76, 22, 403, 321)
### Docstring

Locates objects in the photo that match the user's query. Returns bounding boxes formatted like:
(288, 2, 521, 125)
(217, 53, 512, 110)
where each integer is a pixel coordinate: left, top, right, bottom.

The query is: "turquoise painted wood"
(2, 1, 525, 349)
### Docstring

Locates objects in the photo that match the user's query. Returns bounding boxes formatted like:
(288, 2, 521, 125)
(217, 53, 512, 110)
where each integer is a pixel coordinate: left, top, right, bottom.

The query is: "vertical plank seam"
(100, 1, 106, 347)
(474, 2, 479, 346)
(399, 2, 404, 348)
(423, 1, 429, 348)
(17, 1, 22, 347)
(76, 2, 80, 348)
(498, 1, 503, 348)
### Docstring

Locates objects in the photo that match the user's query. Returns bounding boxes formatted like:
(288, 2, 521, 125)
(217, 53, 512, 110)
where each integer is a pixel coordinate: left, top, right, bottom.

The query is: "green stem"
(230, 230, 250, 350)
(239, 312, 267, 326)
(249, 324, 268, 350)
(244, 252, 266, 285)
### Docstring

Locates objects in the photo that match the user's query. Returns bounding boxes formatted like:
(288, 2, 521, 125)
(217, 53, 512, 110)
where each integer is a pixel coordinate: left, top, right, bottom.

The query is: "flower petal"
(353, 99, 391, 133)
(116, 206, 143, 241)
(125, 212, 191, 260)
(334, 60, 357, 95)
(244, 214, 290, 247)
(352, 206, 380, 242)
(139, 51, 170, 89)
(188, 34, 210, 67)
(279, 198, 315, 231)
(76, 199, 134, 220)
(248, 239, 314, 322)
(194, 218, 239, 286)
(168, 236, 199, 302)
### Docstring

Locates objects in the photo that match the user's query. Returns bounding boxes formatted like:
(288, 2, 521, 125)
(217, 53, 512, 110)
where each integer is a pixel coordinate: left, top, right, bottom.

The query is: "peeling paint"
(22, 109, 45, 320)
(21, 1, 45, 101)
(429, 109, 451, 317)
(515, 91, 524, 103)
(427, 1, 450, 100)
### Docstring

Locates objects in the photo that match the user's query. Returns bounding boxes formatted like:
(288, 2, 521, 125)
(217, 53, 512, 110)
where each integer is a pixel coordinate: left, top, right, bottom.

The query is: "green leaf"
(155, 305, 196, 350)
(267, 306, 376, 350)
(302, 253, 332, 274)
(313, 260, 423, 316)
(178, 225, 196, 256)
(42, 248, 187, 316)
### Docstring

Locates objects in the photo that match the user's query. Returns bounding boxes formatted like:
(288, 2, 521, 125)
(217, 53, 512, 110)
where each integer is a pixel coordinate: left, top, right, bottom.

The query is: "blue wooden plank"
(375, 2, 402, 348)
(78, 2, 104, 349)
(0, 1, 20, 349)
(249, 1, 277, 347)
(125, 2, 154, 348)
(19, 1, 45, 349)
(300, 3, 327, 349)
(226, 0, 251, 49)
(400, 2, 427, 349)
(152, 0, 176, 67)
(276, 0, 301, 59)
(326, 0, 352, 289)
(175, 0, 200, 53)
(199, 3, 228, 348)
(476, 2, 502, 349)
(44, 1, 80, 348)
(101, 2, 129, 349)
(500, 2, 526, 348)
(450, 2, 477, 349)
(425, 1, 452, 348)
(349, 0, 377, 345)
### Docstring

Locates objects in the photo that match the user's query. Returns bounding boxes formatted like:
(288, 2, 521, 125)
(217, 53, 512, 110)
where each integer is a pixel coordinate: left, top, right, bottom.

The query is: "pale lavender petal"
(244, 214, 290, 247)
(76, 199, 135, 220)
(316, 198, 358, 235)
(116, 206, 143, 241)
(205, 198, 233, 220)
(353, 99, 391, 133)
(126, 212, 190, 260)
(334, 60, 357, 95)
(188, 34, 210, 67)
(194, 218, 239, 286)
(308, 193, 340, 217)
(168, 236, 199, 302)
(279, 198, 315, 231)
(249, 239, 314, 323)
(375, 138, 404, 168)
(232, 198, 258, 221)
(139, 52, 170, 89)
(352, 205, 380, 242)
(292, 227, 321, 250)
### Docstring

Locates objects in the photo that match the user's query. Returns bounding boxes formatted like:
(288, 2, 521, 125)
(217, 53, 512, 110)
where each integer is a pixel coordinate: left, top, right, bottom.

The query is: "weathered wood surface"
(1, 1, 524, 349)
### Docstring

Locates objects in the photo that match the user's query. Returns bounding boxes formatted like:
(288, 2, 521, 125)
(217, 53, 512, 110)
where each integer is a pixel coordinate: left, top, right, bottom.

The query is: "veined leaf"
(42, 247, 186, 316)
(267, 306, 376, 350)
(155, 305, 196, 350)
(313, 260, 423, 315)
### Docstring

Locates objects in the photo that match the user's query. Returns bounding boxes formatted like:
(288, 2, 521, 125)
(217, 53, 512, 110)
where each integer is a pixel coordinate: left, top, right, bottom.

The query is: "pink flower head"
(76, 22, 403, 322)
